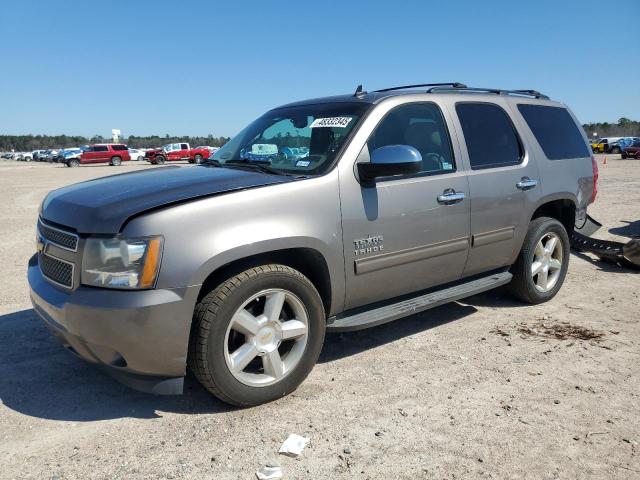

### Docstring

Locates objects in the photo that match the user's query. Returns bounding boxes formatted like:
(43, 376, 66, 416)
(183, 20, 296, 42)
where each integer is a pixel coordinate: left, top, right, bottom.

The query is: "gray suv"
(28, 83, 597, 406)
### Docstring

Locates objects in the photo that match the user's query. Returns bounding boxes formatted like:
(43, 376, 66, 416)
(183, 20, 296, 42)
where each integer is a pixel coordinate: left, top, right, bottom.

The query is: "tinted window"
(180, 143, 189, 150)
(456, 103, 522, 169)
(368, 102, 455, 175)
(517, 105, 590, 160)
(112, 145, 128, 151)
(94, 146, 109, 152)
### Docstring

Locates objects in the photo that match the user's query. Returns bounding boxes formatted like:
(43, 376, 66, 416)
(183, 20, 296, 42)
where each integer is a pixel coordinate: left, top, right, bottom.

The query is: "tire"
(155, 155, 166, 165)
(636, 152, 640, 160)
(611, 147, 621, 154)
(137, 155, 143, 161)
(194, 154, 203, 164)
(110, 156, 122, 166)
(67, 159, 80, 167)
(508, 217, 570, 304)
(25, 156, 31, 162)
(189, 264, 326, 407)
(622, 152, 628, 159)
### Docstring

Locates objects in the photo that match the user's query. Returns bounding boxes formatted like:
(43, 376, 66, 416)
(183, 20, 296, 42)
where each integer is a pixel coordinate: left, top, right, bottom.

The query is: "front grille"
(38, 220, 78, 251)
(40, 254, 74, 288)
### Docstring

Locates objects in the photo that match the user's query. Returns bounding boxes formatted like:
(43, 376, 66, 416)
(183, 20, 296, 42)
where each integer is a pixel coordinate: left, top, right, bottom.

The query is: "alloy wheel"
(531, 232, 563, 292)
(224, 289, 309, 387)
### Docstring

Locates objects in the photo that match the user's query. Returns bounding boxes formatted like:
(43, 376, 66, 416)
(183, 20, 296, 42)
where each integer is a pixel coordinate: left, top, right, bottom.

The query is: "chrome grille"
(39, 254, 74, 288)
(38, 220, 78, 251)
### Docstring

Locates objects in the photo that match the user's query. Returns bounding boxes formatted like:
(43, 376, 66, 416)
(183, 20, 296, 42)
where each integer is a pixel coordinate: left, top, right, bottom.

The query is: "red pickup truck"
(71, 144, 131, 167)
(145, 143, 211, 165)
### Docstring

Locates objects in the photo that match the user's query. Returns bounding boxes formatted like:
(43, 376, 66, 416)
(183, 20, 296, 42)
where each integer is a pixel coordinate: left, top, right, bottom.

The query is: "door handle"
(516, 177, 538, 191)
(437, 189, 465, 205)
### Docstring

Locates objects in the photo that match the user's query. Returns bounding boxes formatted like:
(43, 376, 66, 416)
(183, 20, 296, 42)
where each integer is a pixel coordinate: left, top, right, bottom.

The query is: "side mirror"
(358, 145, 422, 187)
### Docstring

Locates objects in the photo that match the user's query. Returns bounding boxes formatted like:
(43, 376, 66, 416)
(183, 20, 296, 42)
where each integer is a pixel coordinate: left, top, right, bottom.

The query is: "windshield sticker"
(251, 144, 278, 155)
(310, 117, 353, 128)
(295, 160, 311, 168)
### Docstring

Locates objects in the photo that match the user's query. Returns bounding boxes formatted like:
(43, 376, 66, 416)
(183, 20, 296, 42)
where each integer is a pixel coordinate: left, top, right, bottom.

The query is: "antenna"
(353, 84, 367, 98)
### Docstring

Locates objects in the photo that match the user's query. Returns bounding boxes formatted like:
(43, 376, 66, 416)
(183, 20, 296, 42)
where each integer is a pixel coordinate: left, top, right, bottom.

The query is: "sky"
(1, 0, 638, 139)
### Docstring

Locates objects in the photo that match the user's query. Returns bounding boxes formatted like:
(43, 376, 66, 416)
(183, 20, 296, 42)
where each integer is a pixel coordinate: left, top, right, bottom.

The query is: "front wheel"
(622, 152, 628, 159)
(189, 264, 325, 407)
(508, 217, 570, 304)
(155, 155, 166, 165)
(194, 154, 203, 164)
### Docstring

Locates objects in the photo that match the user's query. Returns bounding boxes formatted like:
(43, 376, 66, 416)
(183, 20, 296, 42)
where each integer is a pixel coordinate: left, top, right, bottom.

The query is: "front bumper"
(28, 254, 200, 395)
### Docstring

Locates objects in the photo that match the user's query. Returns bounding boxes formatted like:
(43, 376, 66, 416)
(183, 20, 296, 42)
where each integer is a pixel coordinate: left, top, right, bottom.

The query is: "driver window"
(368, 103, 455, 175)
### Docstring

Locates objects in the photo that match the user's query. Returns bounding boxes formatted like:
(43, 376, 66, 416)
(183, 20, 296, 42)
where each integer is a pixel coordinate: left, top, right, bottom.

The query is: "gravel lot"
(1, 156, 639, 479)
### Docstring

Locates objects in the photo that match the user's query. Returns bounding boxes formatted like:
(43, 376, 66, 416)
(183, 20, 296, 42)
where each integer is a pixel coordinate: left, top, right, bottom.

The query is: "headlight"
(81, 236, 163, 289)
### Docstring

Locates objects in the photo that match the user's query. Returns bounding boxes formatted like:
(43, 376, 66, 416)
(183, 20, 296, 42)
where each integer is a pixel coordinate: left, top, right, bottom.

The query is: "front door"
(341, 101, 471, 309)
(451, 100, 541, 276)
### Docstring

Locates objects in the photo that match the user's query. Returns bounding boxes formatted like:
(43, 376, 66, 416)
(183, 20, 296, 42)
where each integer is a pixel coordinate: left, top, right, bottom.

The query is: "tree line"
(582, 118, 640, 139)
(2, 118, 639, 152)
(0, 134, 230, 152)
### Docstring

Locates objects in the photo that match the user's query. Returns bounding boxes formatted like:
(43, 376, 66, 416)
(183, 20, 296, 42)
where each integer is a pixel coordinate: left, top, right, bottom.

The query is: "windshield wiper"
(204, 158, 288, 176)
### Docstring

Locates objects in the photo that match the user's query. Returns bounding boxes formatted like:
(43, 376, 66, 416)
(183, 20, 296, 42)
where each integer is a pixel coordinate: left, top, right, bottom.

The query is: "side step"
(327, 271, 512, 332)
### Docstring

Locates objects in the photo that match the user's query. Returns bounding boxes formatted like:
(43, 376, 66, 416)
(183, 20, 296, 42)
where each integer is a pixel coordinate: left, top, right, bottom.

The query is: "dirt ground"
(0, 155, 638, 479)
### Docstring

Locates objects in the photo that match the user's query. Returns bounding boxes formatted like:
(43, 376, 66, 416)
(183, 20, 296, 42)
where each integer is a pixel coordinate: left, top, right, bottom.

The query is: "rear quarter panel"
(505, 98, 594, 227)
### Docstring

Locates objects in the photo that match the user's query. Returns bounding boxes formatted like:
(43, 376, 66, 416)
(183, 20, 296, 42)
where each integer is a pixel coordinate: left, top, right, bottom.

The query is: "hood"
(41, 165, 292, 234)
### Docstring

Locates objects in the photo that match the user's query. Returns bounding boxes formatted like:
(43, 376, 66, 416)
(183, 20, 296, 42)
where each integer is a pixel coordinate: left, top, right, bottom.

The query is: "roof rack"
(426, 85, 549, 99)
(373, 82, 467, 93)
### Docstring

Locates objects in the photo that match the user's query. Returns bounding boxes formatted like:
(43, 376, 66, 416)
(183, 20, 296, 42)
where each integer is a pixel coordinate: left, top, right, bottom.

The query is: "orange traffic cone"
(603, 156, 607, 165)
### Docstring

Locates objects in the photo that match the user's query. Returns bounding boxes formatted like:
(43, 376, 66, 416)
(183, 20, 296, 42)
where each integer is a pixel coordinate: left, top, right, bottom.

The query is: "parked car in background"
(60, 148, 84, 165)
(72, 144, 131, 167)
(622, 141, 640, 159)
(128, 148, 145, 161)
(591, 137, 623, 154)
(144, 143, 211, 164)
(16, 152, 33, 161)
(43, 150, 60, 162)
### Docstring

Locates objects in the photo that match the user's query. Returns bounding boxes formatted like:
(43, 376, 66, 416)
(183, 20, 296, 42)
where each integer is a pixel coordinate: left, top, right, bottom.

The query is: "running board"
(327, 271, 512, 332)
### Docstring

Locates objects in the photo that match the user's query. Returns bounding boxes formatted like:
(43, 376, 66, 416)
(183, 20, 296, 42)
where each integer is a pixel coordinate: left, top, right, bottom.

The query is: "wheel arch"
(529, 196, 577, 234)
(195, 246, 333, 317)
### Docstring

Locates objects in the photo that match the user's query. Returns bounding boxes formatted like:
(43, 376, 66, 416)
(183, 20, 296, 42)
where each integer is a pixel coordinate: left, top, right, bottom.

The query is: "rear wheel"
(67, 159, 80, 167)
(110, 156, 122, 166)
(189, 264, 325, 407)
(622, 152, 628, 159)
(508, 217, 570, 304)
(137, 155, 144, 161)
(636, 152, 640, 160)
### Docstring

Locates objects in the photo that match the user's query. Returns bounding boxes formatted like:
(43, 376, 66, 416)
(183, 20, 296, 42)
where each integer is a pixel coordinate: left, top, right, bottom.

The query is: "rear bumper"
(28, 254, 200, 394)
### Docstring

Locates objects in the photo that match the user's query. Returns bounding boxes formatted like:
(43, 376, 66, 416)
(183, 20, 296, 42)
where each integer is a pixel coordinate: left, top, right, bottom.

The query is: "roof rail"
(426, 85, 549, 99)
(373, 82, 467, 93)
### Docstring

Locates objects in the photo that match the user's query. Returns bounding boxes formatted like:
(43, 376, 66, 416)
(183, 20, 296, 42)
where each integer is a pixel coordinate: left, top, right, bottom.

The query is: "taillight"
(590, 154, 598, 203)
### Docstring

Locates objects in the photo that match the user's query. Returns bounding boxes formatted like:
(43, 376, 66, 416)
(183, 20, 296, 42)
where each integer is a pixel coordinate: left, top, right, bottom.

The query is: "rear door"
(451, 100, 541, 276)
(179, 143, 190, 160)
(86, 145, 109, 163)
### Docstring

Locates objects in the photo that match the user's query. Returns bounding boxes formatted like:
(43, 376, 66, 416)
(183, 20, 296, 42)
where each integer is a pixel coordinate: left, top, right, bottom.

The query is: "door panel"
(340, 100, 470, 310)
(451, 100, 541, 276)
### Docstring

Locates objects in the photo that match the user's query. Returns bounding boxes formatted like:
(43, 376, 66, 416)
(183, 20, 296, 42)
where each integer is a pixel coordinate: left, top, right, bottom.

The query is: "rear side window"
(112, 145, 128, 151)
(456, 103, 523, 169)
(181, 143, 189, 150)
(518, 104, 589, 160)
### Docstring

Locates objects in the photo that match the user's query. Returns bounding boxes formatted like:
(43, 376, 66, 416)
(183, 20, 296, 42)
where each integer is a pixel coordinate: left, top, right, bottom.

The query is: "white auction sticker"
(310, 117, 353, 128)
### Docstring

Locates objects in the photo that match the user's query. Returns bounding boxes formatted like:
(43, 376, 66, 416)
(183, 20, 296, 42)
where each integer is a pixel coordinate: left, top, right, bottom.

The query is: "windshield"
(210, 102, 370, 176)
